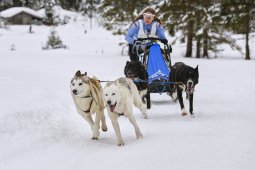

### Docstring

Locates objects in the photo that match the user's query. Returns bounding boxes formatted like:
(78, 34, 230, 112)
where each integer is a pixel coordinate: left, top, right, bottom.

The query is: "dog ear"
(195, 65, 199, 72)
(195, 65, 199, 77)
(83, 74, 89, 82)
(75, 70, 81, 76)
(115, 79, 120, 87)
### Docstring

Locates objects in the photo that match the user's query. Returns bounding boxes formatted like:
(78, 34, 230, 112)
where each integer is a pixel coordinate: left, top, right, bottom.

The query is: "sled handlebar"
(136, 37, 164, 43)
(132, 37, 172, 62)
(134, 37, 172, 53)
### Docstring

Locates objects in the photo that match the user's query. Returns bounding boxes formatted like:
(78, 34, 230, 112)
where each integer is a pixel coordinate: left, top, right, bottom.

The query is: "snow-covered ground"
(1, 16, 255, 170)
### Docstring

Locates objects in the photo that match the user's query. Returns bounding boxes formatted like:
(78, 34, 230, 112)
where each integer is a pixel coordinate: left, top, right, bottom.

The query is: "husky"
(168, 62, 199, 117)
(70, 70, 107, 140)
(104, 77, 147, 146)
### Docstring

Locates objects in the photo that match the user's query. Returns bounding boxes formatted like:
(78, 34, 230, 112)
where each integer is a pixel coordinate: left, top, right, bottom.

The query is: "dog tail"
(89, 77, 105, 110)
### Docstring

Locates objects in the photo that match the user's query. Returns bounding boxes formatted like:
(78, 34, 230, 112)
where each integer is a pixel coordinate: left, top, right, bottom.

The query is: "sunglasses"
(143, 13, 155, 20)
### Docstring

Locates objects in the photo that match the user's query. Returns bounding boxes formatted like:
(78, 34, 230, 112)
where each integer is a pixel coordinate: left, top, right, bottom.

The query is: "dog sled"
(132, 37, 174, 94)
(131, 37, 177, 109)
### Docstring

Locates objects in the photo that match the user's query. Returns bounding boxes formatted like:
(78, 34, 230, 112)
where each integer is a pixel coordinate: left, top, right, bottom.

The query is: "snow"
(1, 15, 255, 170)
(0, 7, 43, 18)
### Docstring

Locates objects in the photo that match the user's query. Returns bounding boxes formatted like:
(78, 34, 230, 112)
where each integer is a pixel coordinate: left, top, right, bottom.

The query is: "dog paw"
(181, 112, 188, 116)
(136, 130, 143, 139)
(117, 142, 125, 146)
(117, 143, 125, 146)
(136, 134, 143, 139)
(181, 108, 188, 116)
(143, 114, 148, 119)
(116, 139, 125, 146)
(101, 126, 108, 132)
(91, 137, 98, 140)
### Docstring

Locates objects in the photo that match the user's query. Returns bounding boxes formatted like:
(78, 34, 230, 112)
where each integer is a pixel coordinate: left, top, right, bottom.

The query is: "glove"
(161, 39, 168, 44)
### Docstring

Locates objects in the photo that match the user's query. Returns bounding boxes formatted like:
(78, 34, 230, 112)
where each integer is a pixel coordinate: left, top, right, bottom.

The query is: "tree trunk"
(245, 32, 250, 60)
(195, 10, 201, 58)
(203, 28, 209, 58)
(185, 19, 194, 57)
(196, 37, 201, 58)
(245, 12, 250, 60)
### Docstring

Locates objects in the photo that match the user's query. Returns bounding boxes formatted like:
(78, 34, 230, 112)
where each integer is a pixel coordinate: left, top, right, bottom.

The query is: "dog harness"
(81, 95, 93, 113)
(115, 112, 124, 116)
(74, 94, 93, 113)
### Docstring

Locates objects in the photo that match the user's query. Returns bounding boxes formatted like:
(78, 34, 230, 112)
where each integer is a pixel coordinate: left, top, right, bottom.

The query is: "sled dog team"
(70, 63, 199, 146)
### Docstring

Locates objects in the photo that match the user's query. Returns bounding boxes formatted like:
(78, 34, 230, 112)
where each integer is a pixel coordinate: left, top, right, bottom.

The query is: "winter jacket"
(125, 19, 167, 44)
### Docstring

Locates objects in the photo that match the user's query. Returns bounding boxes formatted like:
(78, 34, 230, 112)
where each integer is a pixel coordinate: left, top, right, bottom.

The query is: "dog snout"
(187, 81, 193, 87)
(127, 71, 134, 76)
(127, 72, 132, 76)
(72, 89, 77, 95)
(107, 100, 111, 105)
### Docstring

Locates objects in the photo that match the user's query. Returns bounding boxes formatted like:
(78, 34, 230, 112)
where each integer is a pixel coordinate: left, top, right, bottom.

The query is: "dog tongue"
(109, 105, 115, 112)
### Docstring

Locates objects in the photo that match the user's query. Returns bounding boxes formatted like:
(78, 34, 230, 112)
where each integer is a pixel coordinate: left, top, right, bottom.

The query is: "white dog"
(70, 70, 107, 140)
(104, 77, 147, 146)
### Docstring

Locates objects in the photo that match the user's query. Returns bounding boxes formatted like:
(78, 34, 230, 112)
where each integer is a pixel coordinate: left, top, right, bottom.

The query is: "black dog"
(168, 62, 199, 117)
(124, 61, 151, 109)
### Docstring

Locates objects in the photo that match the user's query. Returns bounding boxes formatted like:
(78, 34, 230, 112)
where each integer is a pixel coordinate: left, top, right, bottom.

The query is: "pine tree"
(43, 0, 55, 25)
(53, 0, 82, 10)
(159, 0, 244, 58)
(81, 0, 99, 28)
(20, 0, 33, 8)
(100, 0, 150, 35)
(0, 0, 13, 10)
(44, 28, 66, 49)
(221, 0, 255, 60)
(158, 0, 197, 57)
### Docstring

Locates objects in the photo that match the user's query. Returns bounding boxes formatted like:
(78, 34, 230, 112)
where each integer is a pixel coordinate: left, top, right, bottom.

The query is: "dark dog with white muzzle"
(124, 61, 151, 109)
(168, 62, 199, 117)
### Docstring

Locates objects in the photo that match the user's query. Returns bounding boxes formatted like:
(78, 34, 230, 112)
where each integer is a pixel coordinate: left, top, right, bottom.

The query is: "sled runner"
(132, 37, 174, 94)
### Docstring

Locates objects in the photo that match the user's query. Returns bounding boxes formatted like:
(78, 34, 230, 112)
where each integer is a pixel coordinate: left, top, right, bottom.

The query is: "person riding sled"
(125, 7, 168, 62)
